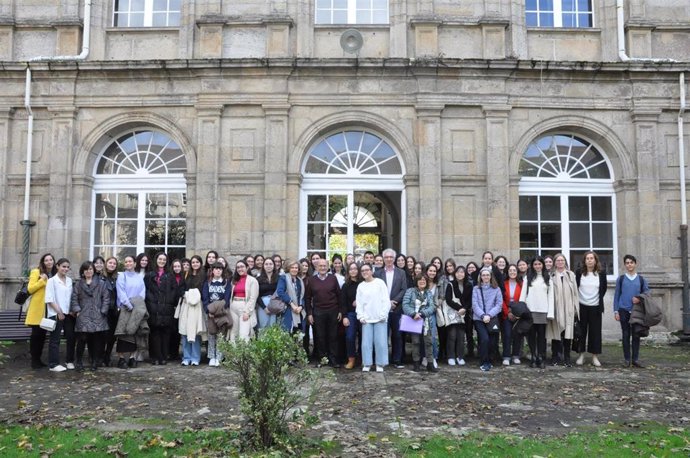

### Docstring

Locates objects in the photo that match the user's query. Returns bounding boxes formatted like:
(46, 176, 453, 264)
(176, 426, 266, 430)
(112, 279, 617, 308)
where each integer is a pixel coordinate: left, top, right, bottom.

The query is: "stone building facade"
(0, 0, 688, 334)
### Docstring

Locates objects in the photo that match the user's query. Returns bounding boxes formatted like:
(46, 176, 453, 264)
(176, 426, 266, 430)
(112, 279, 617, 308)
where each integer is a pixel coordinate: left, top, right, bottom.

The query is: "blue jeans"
(344, 311, 360, 358)
(361, 321, 389, 367)
(388, 311, 403, 364)
(475, 320, 497, 365)
(619, 309, 640, 363)
(256, 302, 277, 331)
(182, 335, 201, 364)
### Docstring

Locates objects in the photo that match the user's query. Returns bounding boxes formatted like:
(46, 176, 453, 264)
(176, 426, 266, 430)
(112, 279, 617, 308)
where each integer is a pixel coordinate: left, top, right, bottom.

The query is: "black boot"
(117, 358, 127, 369)
(538, 356, 546, 369)
(76, 360, 84, 372)
(413, 361, 422, 372)
(530, 355, 536, 368)
(427, 362, 438, 373)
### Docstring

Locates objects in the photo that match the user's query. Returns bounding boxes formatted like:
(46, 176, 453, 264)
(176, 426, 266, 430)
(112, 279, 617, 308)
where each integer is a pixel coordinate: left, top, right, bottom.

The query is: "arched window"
(301, 129, 405, 260)
(519, 134, 616, 275)
(91, 129, 187, 261)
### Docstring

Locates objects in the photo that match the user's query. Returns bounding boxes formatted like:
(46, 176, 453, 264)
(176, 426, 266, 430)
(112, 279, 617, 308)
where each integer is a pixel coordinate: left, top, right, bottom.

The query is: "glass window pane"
(540, 223, 561, 248)
(167, 220, 186, 246)
(592, 223, 613, 247)
(569, 250, 588, 273)
(328, 195, 348, 220)
(167, 12, 180, 26)
(591, 197, 612, 221)
(170, 0, 180, 9)
(520, 250, 539, 263)
(117, 221, 138, 245)
(118, 194, 139, 218)
(563, 13, 576, 27)
(597, 250, 614, 275)
(578, 13, 592, 27)
(95, 194, 117, 218)
(526, 0, 537, 10)
(153, 0, 167, 10)
(540, 13, 554, 27)
(117, 247, 137, 260)
(113, 12, 124, 27)
(167, 193, 186, 218)
(562, 0, 575, 11)
(569, 223, 590, 248)
(94, 220, 115, 245)
(131, 0, 145, 11)
(116, 0, 130, 12)
(333, 0, 347, 8)
(307, 223, 327, 250)
(540, 196, 561, 221)
(526, 12, 538, 26)
(308, 195, 327, 221)
(538, 0, 553, 10)
(568, 196, 589, 221)
(316, 0, 331, 8)
(520, 223, 539, 248)
(146, 193, 167, 218)
(373, 0, 387, 9)
(520, 195, 538, 220)
(167, 247, 186, 261)
(145, 221, 166, 245)
(129, 12, 144, 26)
(356, 11, 371, 23)
(356, 0, 370, 8)
(315, 10, 329, 24)
(578, 0, 592, 12)
(372, 10, 388, 24)
(333, 10, 348, 23)
(152, 12, 167, 26)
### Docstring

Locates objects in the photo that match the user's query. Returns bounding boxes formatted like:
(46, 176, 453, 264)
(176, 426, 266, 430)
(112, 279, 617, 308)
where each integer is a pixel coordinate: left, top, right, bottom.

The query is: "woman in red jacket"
(502, 264, 524, 365)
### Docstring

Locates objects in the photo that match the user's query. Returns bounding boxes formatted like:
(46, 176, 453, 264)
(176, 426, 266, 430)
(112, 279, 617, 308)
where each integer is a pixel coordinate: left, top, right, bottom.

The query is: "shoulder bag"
(267, 292, 287, 315)
(479, 287, 500, 334)
(14, 280, 30, 306)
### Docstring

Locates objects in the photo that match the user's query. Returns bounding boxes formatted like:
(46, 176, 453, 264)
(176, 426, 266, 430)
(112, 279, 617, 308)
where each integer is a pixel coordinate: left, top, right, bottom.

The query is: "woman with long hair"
(330, 254, 346, 283)
(70, 261, 110, 371)
(228, 260, 259, 342)
(203, 250, 219, 275)
(179, 255, 205, 366)
(135, 253, 151, 278)
(92, 256, 106, 278)
(444, 265, 471, 366)
(575, 251, 607, 367)
(276, 260, 305, 334)
(45, 258, 75, 372)
(340, 262, 361, 369)
(257, 257, 280, 333)
(115, 255, 146, 369)
(356, 263, 390, 372)
(25, 253, 57, 369)
(519, 256, 555, 369)
(202, 262, 231, 366)
(502, 264, 523, 365)
(402, 274, 437, 373)
(472, 267, 502, 372)
(101, 256, 119, 367)
(464, 260, 480, 358)
(549, 253, 580, 367)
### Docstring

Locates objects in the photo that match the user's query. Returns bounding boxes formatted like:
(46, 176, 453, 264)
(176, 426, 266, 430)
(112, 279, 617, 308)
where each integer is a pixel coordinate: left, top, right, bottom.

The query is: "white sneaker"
(457, 358, 466, 366)
(592, 355, 601, 367)
(512, 357, 521, 365)
(362, 366, 371, 372)
(181, 361, 190, 366)
(376, 366, 384, 373)
(50, 365, 67, 372)
(433, 358, 438, 369)
(502, 357, 510, 366)
(447, 358, 456, 366)
(191, 362, 199, 366)
(576, 354, 585, 366)
(65, 362, 75, 370)
(421, 357, 427, 366)
(209, 358, 217, 367)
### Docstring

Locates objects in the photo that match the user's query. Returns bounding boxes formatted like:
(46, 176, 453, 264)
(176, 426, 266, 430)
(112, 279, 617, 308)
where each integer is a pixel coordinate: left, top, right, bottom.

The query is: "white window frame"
(315, 0, 389, 25)
(113, 0, 181, 28)
(518, 133, 617, 278)
(526, 0, 594, 28)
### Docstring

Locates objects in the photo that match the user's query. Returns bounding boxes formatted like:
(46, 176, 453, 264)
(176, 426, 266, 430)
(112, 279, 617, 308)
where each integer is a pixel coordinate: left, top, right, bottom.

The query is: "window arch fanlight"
(92, 128, 187, 262)
(518, 133, 617, 276)
(303, 130, 403, 176)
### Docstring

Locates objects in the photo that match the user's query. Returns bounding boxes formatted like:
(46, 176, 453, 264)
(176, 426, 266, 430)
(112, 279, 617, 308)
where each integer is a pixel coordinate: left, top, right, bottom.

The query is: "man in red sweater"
(306, 259, 343, 368)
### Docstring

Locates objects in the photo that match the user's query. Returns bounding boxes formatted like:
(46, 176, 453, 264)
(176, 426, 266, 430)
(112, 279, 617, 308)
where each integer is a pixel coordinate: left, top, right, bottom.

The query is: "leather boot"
(345, 357, 356, 369)
(427, 362, 439, 373)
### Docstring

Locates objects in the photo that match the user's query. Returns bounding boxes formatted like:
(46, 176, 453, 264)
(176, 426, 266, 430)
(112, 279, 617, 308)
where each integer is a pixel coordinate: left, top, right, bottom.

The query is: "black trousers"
(149, 325, 171, 362)
(103, 309, 119, 364)
(48, 314, 76, 367)
(578, 304, 602, 354)
(528, 323, 546, 359)
(76, 332, 105, 365)
(29, 325, 47, 364)
(464, 313, 475, 356)
(313, 308, 339, 364)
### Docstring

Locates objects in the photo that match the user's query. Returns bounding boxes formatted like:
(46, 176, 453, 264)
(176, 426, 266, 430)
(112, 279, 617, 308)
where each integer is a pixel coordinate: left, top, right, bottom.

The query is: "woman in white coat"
(519, 256, 554, 369)
(356, 264, 390, 373)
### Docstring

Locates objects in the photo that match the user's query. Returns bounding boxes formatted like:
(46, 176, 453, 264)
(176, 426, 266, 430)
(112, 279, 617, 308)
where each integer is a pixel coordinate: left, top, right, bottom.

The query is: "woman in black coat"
(145, 253, 184, 365)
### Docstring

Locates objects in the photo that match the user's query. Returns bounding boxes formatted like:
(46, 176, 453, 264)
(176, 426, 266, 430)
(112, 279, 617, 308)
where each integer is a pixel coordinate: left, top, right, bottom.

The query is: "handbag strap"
(479, 286, 487, 315)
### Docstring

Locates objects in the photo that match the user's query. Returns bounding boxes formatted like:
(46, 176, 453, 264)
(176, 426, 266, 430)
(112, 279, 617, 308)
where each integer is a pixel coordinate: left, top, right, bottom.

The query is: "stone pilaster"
(197, 17, 225, 58)
(416, 105, 443, 259)
(0, 20, 12, 60)
(262, 103, 290, 254)
(193, 105, 223, 252)
(411, 19, 440, 57)
(632, 109, 663, 269)
(46, 107, 77, 257)
(264, 18, 292, 58)
(0, 107, 12, 269)
(388, 0, 407, 58)
(483, 105, 512, 253)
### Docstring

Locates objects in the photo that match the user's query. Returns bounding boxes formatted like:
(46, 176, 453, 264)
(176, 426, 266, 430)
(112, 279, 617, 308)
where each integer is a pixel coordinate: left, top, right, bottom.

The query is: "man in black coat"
(374, 248, 408, 368)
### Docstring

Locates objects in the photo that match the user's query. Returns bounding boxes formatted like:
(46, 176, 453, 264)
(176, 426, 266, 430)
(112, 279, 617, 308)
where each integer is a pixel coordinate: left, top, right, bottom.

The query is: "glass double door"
(304, 190, 400, 263)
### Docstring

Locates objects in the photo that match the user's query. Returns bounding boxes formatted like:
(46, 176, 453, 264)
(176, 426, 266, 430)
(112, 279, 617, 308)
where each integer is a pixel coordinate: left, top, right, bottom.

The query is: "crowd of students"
(22, 248, 650, 373)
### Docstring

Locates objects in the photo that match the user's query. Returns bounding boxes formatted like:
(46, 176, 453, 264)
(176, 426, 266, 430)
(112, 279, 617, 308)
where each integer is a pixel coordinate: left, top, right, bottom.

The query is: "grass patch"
(395, 423, 690, 457)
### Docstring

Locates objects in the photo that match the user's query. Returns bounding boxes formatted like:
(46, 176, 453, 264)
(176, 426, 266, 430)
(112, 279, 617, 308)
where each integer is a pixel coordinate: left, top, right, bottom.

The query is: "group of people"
(22, 248, 651, 373)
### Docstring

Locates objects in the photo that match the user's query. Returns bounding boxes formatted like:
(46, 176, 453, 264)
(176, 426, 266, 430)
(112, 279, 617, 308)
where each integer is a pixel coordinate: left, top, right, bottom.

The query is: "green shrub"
(218, 326, 321, 452)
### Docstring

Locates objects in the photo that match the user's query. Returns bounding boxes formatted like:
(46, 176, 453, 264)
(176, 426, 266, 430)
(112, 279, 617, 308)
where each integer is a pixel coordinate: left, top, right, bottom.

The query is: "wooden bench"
(0, 309, 31, 341)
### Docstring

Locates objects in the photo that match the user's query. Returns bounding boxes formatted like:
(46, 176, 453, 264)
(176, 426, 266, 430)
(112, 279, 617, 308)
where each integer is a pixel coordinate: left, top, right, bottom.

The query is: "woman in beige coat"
(548, 253, 580, 367)
(228, 260, 259, 342)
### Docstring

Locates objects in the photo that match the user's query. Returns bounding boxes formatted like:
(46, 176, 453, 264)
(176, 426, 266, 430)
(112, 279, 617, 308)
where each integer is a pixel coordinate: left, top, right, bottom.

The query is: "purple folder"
(399, 314, 423, 334)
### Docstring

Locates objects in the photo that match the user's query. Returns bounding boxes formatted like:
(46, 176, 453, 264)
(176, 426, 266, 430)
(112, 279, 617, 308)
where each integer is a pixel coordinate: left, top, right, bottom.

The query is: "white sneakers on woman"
(576, 354, 585, 365)
(448, 358, 456, 366)
(362, 365, 371, 372)
(592, 355, 601, 367)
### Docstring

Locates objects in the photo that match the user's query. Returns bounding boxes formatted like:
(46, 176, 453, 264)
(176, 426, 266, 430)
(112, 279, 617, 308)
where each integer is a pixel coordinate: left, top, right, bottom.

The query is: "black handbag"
(14, 280, 30, 306)
(479, 287, 500, 334)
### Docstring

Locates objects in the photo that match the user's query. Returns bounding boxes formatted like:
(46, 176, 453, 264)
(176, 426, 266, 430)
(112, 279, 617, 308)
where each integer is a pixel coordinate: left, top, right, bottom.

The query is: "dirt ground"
(1, 341, 689, 455)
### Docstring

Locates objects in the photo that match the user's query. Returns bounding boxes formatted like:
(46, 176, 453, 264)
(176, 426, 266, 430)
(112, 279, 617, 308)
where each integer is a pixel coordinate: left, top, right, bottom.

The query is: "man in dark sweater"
(306, 259, 343, 368)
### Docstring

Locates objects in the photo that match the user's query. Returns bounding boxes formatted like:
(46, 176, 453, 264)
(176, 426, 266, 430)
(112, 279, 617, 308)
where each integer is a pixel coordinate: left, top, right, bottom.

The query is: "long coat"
(548, 270, 580, 341)
(144, 272, 184, 328)
(70, 278, 111, 333)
